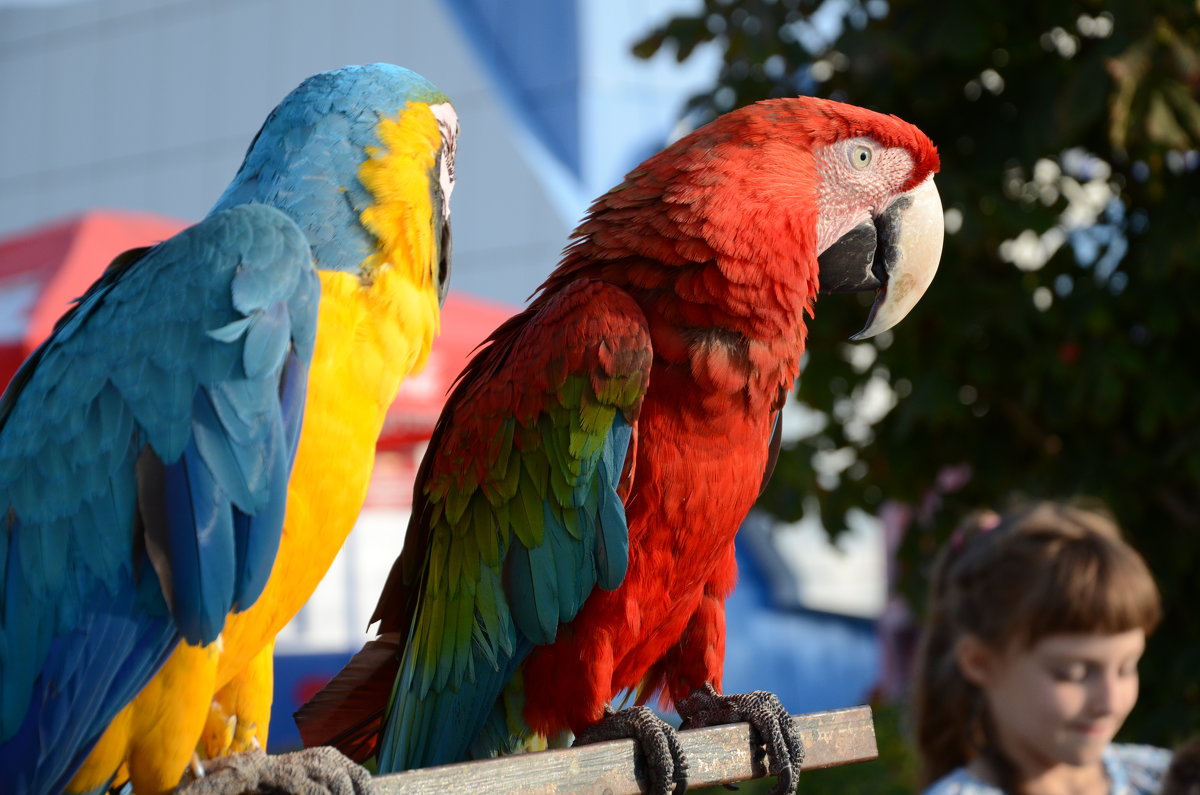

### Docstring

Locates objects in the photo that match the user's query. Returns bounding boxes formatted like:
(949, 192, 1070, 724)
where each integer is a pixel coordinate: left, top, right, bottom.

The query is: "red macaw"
(298, 96, 942, 794)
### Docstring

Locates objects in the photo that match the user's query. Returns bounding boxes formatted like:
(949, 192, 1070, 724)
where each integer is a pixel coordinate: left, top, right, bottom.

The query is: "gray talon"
(677, 684, 804, 795)
(575, 704, 689, 795)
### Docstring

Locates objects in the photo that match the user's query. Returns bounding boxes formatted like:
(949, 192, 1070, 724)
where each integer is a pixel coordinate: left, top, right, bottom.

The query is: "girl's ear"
(955, 634, 997, 687)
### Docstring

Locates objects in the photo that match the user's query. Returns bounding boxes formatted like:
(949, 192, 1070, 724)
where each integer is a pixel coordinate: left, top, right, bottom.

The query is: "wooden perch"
(372, 705, 877, 794)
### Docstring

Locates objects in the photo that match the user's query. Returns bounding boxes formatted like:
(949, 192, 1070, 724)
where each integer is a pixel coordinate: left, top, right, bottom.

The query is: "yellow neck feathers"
(358, 101, 443, 295)
(354, 101, 446, 372)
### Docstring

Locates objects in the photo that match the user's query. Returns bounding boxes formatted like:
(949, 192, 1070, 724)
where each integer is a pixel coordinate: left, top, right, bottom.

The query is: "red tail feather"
(294, 633, 404, 762)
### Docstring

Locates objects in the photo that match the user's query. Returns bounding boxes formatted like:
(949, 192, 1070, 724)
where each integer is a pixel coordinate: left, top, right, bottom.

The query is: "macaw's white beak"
(816, 175, 945, 340)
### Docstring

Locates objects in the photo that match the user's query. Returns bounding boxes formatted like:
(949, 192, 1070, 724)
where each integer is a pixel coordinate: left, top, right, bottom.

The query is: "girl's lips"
(1071, 723, 1111, 737)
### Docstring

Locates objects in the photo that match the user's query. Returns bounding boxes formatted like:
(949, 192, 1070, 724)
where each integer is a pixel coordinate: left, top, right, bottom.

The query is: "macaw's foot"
(175, 747, 373, 795)
(574, 705, 689, 795)
(677, 683, 804, 795)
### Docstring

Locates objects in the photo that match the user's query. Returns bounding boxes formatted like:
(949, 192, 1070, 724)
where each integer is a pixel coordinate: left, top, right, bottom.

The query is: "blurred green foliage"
(635, 0, 1200, 773)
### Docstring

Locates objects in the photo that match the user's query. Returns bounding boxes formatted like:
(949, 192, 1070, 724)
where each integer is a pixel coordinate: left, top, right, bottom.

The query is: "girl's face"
(959, 629, 1146, 775)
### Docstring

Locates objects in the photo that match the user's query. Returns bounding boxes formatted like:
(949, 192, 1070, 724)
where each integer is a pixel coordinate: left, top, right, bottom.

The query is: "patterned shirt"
(922, 744, 1172, 794)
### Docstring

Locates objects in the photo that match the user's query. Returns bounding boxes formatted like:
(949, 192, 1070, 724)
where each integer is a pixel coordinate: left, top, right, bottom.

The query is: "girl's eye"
(851, 145, 872, 170)
(1053, 664, 1089, 683)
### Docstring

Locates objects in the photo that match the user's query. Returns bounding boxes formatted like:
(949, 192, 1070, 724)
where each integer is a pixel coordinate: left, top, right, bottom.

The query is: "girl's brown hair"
(910, 500, 1161, 793)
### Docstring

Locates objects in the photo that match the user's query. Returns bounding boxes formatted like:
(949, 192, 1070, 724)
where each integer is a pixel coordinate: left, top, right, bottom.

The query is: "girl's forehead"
(1024, 628, 1147, 661)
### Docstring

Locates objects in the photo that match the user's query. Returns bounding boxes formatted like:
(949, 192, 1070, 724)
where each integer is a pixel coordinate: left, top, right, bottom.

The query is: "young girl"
(911, 500, 1170, 794)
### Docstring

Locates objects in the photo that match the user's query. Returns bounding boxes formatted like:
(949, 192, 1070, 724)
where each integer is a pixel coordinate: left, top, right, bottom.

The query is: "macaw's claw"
(677, 684, 805, 795)
(175, 747, 373, 795)
(575, 705, 690, 795)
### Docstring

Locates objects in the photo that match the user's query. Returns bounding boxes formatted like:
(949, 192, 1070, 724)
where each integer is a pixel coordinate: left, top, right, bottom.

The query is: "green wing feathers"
(375, 278, 652, 770)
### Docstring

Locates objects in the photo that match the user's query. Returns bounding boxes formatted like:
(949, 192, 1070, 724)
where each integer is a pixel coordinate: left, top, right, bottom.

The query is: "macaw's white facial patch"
(430, 102, 459, 209)
(813, 137, 916, 256)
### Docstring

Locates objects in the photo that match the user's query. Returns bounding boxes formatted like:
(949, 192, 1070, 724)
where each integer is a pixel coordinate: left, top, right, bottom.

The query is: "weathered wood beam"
(373, 705, 877, 794)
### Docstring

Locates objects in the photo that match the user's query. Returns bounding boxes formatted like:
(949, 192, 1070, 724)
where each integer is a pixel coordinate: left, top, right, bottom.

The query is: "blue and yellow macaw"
(0, 202, 317, 793)
(0, 63, 457, 795)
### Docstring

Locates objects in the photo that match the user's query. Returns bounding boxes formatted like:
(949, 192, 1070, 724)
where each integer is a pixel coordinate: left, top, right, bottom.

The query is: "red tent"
(0, 210, 516, 448)
(0, 210, 186, 389)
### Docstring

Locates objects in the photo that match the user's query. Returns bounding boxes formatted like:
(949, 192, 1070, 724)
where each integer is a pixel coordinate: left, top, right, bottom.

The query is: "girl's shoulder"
(921, 746, 1171, 795)
(921, 767, 1000, 795)
(1106, 743, 1173, 794)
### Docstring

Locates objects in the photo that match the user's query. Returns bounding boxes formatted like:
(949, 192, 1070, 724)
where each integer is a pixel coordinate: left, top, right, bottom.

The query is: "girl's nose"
(1087, 671, 1126, 716)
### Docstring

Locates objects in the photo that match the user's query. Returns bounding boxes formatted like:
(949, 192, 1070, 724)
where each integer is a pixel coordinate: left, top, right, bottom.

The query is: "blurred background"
(2, 0, 1198, 791)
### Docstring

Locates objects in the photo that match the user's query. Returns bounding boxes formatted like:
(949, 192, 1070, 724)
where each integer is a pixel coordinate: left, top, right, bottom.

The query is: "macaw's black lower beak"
(817, 221, 883, 294)
(437, 215, 452, 308)
(816, 176, 944, 340)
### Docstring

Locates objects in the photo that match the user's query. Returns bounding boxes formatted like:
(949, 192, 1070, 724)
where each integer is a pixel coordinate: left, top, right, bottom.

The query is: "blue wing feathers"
(503, 415, 631, 651)
(191, 387, 262, 512)
(162, 440, 237, 644)
(231, 375, 295, 611)
(242, 301, 293, 381)
(210, 379, 270, 446)
(384, 635, 526, 770)
(507, 538, 553, 646)
(278, 350, 309, 475)
(546, 515, 583, 627)
(595, 415, 631, 589)
(0, 202, 320, 793)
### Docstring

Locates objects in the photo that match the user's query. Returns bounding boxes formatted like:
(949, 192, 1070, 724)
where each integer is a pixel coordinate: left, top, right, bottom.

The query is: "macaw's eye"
(851, 145, 872, 170)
